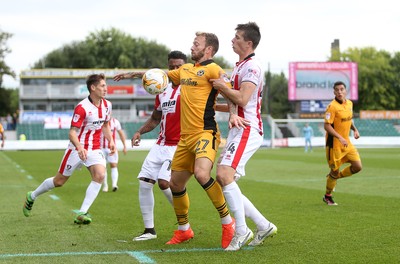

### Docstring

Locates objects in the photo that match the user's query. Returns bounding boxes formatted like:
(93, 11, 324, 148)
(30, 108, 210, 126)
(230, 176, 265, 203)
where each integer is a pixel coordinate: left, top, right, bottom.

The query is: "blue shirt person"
(303, 123, 314, 152)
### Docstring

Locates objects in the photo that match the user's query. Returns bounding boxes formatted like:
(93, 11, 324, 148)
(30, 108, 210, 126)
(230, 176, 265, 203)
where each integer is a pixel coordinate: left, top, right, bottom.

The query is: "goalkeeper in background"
(323, 81, 362, 205)
(303, 122, 313, 152)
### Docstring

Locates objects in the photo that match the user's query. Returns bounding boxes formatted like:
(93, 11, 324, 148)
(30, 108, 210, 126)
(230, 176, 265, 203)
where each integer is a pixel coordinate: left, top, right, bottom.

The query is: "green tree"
(0, 87, 18, 116)
(264, 71, 293, 118)
(389, 52, 400, 109)
(34, 27, 233, 69)
(0, 28, 16, 87)
(33, 28, 171, 69)
(212, 56, 232, 69)
(330, 47, 398, 111)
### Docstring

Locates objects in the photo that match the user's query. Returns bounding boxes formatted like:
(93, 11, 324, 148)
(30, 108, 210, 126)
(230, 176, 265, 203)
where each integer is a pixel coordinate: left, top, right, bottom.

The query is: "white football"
(142, 68, 169, 95)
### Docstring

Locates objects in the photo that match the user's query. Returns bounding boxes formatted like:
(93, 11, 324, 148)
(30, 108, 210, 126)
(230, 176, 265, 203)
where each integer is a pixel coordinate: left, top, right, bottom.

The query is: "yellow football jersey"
(324, 98, 354, 149)
(168, 60, 231, 135)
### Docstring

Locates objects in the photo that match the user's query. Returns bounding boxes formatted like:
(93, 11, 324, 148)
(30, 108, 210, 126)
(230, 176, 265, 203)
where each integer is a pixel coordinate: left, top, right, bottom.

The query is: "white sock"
(223, 181, 247, 235)
(103, 171, 108, 188)
(178, 224, 190, 231)
(111, 167, 118, 187)
(31, 177, 55, 200)
(139, 180, 155, 229)
(242, 194, 270, 231)
(79, 181, 102, 213)
(161, 187, 173, 206)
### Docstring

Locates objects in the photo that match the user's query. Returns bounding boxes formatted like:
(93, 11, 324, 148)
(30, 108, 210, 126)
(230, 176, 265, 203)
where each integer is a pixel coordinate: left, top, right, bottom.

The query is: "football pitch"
(0, 147, 399, 263)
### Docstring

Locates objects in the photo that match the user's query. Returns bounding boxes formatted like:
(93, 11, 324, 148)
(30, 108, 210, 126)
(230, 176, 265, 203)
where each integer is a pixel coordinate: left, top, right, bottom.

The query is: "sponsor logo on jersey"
(162, 100, 176, 108)
(73, 114, 80, 123)
(92, 120, 105, 125)
(181, 78, 198, 86)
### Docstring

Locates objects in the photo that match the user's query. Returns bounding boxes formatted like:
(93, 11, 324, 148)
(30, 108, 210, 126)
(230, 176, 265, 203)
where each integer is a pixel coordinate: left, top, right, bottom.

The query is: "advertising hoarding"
(288, 62, 358, 101)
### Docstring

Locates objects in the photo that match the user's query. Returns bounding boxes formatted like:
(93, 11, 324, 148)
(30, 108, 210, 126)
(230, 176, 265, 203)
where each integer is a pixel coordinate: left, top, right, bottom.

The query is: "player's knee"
(158, 179, 170, 190)
(193, 169, 209, 184)
(168, 180, 179, 191)
(53, 180, 64, 187)
(169, 178, 185, 192)
(351, 164, 362, 174)
(53, 176, 67, 187)
(92, 172, 105, 183)
(329, 170, 339, 179)
(216, 166, 236, 186)
(216, 173, 230, 186)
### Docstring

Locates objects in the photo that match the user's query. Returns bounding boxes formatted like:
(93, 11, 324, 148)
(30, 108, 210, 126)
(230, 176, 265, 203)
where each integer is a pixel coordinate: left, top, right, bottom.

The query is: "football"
(142, 68, 169, 95)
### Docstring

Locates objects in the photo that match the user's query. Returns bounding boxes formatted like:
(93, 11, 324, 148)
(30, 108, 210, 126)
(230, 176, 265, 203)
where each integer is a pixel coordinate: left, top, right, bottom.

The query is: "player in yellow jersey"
(0, 122, 5, 148)
(113, 32, 235, 248)
(323, 81, 362, 205)
(166, 32, 235, 248)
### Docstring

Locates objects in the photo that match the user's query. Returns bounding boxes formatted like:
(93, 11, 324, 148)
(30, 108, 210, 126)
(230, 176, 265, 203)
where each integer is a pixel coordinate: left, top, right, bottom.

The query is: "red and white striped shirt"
(155, 84, 181, 146)
(231, 54, 264, 135)
(69, 96, 112, 151)
(101, 117, 122, 149)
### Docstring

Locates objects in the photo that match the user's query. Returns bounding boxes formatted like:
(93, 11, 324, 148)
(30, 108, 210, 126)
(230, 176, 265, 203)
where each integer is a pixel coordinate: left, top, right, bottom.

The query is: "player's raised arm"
(113, 71, 145, 81)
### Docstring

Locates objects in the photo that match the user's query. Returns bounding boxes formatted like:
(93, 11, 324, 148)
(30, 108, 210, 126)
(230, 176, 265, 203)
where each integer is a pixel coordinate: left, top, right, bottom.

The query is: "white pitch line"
(0, 247, 251, 263)
(49, 194, 60, 200)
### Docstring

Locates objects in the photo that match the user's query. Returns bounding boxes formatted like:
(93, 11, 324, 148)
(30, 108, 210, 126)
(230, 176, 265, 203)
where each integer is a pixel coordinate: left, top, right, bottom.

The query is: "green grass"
(1, 147, 399, 263)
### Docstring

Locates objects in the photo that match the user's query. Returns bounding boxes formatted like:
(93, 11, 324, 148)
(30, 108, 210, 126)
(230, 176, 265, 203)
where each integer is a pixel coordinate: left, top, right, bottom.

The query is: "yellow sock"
(325, 174, 337, 195)
(172, 189, 190, 226)
(203, 178, 230, 218)
(339, 166, 353, 178)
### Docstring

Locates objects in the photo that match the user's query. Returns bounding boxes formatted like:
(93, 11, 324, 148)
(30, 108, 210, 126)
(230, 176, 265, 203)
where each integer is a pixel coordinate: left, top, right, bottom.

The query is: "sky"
(1, 0, 399, 88)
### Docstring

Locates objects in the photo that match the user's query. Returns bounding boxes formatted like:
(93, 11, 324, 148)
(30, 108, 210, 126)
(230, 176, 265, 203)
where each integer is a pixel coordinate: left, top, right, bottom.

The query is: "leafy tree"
(33, 27, 233, 69)
(33, 28, 171, 69)
(0, 28, 16, 87)
(264, 71, 294, 118)
(211, 56, 232, 69)
(330, 47, 398, 111)
(0, 87, 18, 116)
(389, 52, 400, 109)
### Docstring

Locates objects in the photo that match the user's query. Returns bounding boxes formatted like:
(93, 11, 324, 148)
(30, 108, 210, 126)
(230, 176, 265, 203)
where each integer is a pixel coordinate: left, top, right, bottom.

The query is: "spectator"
(6, 114, 12, 130)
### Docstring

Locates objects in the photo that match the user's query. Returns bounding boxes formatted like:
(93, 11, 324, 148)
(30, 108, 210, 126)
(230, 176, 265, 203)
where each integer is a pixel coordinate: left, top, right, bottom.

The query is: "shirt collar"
(236, 53, 255, 66)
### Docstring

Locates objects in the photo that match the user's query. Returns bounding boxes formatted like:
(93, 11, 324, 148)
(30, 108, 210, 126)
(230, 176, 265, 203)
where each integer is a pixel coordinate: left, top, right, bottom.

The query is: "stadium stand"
(15, 118, 400, 141)
(353, 119, 400, 136)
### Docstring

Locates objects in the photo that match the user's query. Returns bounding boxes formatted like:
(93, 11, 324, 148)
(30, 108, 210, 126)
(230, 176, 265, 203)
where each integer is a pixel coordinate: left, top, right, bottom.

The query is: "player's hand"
(339, 137, 348, 147)
(109, 142, 116, 155)
(113, 72, 135, 81)
(122, 147, 127, 155)
(354, 130, 360, 139)
(210, 71, 229, 91)
(113, 73, 125, 82)
(229, 114, 250, 129)
(78, 147, 88, 161)
(131, 132, 141, 147)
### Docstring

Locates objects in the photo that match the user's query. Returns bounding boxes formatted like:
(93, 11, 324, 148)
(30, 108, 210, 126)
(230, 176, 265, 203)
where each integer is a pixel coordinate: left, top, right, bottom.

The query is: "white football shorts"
(137, 144, 177, 182)
(58, 148, 106, 176)
(102, 148, 119, 164)
(218, 126, 263, 179)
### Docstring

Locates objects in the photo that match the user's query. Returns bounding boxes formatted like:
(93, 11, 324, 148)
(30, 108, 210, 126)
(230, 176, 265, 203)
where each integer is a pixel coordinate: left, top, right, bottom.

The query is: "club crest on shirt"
(325, 113, 331, 120)
(248, 68, 258, 75)
(197, 70, 205, 76)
